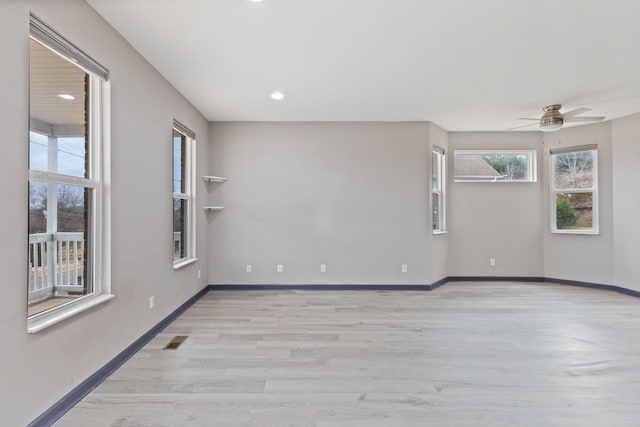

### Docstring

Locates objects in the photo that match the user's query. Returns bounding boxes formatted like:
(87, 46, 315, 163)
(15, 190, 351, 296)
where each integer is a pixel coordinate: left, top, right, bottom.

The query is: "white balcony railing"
(28, 232, 85, 304)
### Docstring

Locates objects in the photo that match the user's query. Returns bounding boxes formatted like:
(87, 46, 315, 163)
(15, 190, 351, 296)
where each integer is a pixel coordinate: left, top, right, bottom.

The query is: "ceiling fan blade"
(564, 116, 606, 122)
(506, 122, 539, 131)
(562, 107, 591, 118)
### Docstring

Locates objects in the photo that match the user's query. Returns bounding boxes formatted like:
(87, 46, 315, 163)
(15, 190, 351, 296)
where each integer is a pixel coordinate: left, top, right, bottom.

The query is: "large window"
(173, 121, 196, 267)
(432, 146, 446, 233)
(550, 145, 598, 234)
(28, 15, 111, 332)
(454, 150, 537, 182)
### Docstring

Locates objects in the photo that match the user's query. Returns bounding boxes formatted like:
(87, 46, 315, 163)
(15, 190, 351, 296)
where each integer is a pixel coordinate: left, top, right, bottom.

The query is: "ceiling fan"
(509, 104, 606, 131)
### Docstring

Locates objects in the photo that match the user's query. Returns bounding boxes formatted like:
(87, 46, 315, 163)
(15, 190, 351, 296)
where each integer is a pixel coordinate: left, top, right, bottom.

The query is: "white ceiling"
(87, 0, 640, 131)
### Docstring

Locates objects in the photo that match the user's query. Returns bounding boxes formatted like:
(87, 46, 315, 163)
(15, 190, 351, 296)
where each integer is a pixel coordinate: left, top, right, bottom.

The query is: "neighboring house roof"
(454, 155, 502, 178)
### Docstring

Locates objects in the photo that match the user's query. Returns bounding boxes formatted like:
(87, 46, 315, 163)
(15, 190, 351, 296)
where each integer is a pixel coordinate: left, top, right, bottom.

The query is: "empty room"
(2, 0, 640, 426)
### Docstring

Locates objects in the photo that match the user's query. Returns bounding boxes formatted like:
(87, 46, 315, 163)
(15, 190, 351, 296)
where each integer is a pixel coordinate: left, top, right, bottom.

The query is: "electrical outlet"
(490, 258, 496, 266)
(277, 264, 284, 273)
(197, 269, 201, 279)
(401, 264, 408, 273)
(149, 296, 155, 310)
(246, 264, 252, 273)
(320, 264, 327, 273)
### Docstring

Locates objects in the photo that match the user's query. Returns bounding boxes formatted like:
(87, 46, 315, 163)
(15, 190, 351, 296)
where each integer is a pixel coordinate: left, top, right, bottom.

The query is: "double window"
(550, 146, 598, 234)
(432, 146, 446, 233)
(28, 15, 111, 332)
(172, 121, 196, 267)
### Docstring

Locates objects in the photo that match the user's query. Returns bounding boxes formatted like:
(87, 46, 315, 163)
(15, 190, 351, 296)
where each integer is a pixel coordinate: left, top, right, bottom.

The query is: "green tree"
(482, 154, 526, 179)
(556, 198, 579, 228)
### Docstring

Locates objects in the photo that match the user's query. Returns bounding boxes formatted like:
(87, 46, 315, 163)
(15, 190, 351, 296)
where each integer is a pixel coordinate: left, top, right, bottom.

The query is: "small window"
(454, 150, 537, 182)
(173, 122, 196, 267)
(27, 15, 111, 332)
(550, 145, 598, 234)
(432, 146, 446, 233)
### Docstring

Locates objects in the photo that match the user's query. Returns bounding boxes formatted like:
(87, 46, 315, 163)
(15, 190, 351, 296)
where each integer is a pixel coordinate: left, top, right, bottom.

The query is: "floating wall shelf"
(203, 175, 226, 211)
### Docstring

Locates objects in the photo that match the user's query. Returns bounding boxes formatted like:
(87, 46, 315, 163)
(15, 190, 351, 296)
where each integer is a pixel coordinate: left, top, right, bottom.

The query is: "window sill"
(27, 294, 114, 333)
(173, 257, 198, 270)
(432, 230, 448, 235)
(551, 230, 600, 235)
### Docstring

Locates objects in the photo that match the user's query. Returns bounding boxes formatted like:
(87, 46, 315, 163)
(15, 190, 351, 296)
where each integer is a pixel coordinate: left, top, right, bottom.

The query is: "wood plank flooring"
(55, 282, 640, 426)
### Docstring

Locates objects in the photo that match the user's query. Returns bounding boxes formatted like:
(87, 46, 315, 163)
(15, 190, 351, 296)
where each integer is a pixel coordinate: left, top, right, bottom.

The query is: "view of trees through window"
(552, 149, 596, 231)
(481, 154, 528, 180)
(454, 151, 535, 182)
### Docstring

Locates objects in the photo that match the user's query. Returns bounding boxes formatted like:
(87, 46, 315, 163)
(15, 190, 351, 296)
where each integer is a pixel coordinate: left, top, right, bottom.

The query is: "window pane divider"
(29, 170, 96, 188)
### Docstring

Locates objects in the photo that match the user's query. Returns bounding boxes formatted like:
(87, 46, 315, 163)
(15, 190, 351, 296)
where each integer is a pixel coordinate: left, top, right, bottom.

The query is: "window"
(550, 145, 598, 234)
(28, 15, 111, 332)
(454, 150, 537, 182)
(172, 121, 196, 267)
(432, 146, 446, 233)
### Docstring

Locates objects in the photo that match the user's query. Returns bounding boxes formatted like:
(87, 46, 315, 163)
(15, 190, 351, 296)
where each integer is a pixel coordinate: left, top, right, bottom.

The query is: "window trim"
(453, 149, 537, 183)
(550, 145, 599, 235)
(172, 123, 197, 268)
(432, 146, 447, 234)
(27, 18, 111, 333)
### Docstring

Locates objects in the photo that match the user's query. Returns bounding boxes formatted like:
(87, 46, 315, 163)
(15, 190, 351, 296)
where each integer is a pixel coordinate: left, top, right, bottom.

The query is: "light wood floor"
(56, 282, 640, 426)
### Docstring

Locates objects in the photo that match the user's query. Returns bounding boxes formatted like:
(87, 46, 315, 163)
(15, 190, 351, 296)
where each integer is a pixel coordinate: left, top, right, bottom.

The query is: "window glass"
(454, 150, 536, 182)
(432, 147, 446, 233)
(553, 151, 594, 189)
(551, 147, 598, 233)
(173, 198, 187, 261)
(173, 130, 185, 193)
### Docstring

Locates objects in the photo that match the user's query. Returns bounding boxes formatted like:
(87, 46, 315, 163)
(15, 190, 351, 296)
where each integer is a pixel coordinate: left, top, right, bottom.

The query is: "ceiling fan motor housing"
(540, 104, 563, 129)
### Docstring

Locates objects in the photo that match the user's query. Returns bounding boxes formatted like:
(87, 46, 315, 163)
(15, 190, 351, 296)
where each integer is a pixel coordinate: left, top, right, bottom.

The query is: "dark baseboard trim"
(208, 284, 432, 291)
(28, 285, 209, 427)
(545, 277, 640, 298)
(447, 276, 545, 282)
(208, 280, 448, 291)
(429, 277, 449, 290)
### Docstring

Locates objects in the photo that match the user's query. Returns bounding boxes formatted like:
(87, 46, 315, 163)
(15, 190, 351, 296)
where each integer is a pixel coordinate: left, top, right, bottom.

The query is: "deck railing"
(28, 232, 85, 304)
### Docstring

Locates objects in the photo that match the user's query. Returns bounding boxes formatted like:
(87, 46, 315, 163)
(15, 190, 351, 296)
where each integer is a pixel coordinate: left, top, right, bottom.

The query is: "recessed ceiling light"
(270, 91, 285, 101)
(58, 94, 75, 100)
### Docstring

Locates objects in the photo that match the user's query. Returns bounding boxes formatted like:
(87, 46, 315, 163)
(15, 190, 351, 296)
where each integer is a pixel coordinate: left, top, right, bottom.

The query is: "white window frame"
(27, 15, 112, 333)
(550, 145, 599, 235)
(432, 146, 447, 234)
(172, 121, 197, 269)
(453, 150, 537, 183)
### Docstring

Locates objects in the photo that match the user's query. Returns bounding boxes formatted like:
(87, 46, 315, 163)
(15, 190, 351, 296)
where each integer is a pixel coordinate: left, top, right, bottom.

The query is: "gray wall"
(542, 122, 614, 285)
(0, 1, 209, 425)
(447, 132, 544, 277)
(208, 122, 447, 285)
(612, 113, 640, 291)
